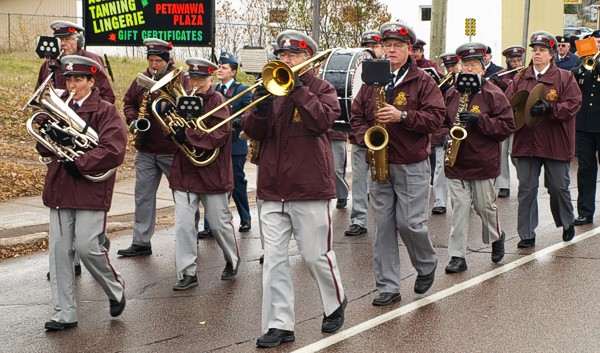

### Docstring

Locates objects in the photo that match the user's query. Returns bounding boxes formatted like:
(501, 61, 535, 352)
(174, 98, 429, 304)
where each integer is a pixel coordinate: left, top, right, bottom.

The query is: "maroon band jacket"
(36, 88, 127, 211)
(351, 58, 446, 165)
(241, 68, 341, 201)
(505, 64, 582, 161)
(444, 81, 515, 180)
(168, 86, 233, 194)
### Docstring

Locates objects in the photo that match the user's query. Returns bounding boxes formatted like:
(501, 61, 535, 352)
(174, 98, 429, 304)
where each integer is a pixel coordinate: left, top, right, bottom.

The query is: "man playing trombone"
(241, 30, 346, 348)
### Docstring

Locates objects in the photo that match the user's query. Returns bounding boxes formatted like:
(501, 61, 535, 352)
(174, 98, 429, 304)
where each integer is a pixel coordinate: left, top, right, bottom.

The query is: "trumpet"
(583, 51, 600, 71)
(23, 74, 116, 182)
(438, 72, 454, 87)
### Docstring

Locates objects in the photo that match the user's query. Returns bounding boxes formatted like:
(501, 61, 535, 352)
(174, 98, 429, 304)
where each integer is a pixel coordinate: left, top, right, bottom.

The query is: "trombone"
(188, 49, 335, 134)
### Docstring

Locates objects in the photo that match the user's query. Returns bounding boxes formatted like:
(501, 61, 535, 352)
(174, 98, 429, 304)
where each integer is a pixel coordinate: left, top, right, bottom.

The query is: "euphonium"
(23, 74, 116, 182)
(364, 86, 389, 182)
(149, 67, 219, 167)
(444, 92, 469, 167)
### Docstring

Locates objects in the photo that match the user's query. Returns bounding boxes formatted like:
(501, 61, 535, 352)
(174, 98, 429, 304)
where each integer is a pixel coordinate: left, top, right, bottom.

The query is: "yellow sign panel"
(564, 0, 583, 4)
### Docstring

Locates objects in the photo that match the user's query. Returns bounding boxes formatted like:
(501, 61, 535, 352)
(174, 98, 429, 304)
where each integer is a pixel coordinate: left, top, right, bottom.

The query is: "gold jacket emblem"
(546, 89, 558, 102)
(292, 108, 302, 122)
(394, 92, 407, 106)
(470, 105, 481, 114)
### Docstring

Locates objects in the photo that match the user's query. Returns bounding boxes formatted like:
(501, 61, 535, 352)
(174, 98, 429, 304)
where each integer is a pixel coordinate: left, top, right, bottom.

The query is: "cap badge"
(469, 49, 475, 53)
(283, 39, 291, 47)
(223, 53, 230, 58)
(193, 65, 199, 70)
(66, 62, 73, 71)
(391, 24, 397, 32)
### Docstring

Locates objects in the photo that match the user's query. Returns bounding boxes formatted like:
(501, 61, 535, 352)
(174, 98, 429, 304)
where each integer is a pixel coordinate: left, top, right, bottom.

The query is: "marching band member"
(443, 43, 514, 273)
(351, 22, 445, 306)
(483, 46, 503, 78)
(170, 58, 240, 290)
(361, 29, 384, 59)
(38, 55, 127, 330)
(505, 31, 582, 248)
(36, 20, 115, 104)
(412, 38, 443, 76)
(117, 38, 190, 257)
(555, 35, 579, 71)
(242, 30, 346, 348)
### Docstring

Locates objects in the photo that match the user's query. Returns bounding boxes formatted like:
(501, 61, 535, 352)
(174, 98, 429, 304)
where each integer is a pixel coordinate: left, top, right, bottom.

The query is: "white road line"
(293, 226, 600, 353)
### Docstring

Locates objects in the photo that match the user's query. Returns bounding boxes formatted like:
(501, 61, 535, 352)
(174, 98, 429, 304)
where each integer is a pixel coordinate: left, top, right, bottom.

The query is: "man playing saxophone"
(35, 55, 127, 330)
(118, 38, 190, 257)
(443, 43, 514, 274)
(351, 21, 445, 306)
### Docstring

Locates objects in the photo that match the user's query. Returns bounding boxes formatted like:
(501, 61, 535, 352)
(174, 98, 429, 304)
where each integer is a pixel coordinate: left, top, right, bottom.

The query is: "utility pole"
(312, 0, 321, 44)
(430, 0, 447, 64)
(522, 0, 531, 62)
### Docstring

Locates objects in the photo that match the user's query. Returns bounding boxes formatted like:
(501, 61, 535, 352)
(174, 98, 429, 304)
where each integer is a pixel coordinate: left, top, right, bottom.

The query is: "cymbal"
(509, 90, 529, 131)
(524, 83, 546, 127)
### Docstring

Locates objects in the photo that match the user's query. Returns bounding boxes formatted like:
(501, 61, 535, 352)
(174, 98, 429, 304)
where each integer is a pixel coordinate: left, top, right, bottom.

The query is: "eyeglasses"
(461, 61, 481, 69)
(147, 58, 164, 64)
(383, 42, 407, 50)
(277, 52, 302, 60)
(558, 43, 568, 47)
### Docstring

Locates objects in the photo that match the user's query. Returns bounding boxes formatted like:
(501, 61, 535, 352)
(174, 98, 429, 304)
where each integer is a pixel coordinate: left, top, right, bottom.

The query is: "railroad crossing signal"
(465, 18, 476, 37)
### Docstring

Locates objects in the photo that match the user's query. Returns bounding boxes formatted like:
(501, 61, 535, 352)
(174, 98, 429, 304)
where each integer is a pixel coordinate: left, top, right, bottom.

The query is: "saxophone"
(364, 86, 389, 182)
(133, 90, 151, 149)
(444, 92, 469, 167)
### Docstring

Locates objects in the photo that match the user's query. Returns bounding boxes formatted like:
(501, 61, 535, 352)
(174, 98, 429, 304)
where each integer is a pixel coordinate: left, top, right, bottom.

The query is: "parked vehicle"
(564, 27, 594, 39)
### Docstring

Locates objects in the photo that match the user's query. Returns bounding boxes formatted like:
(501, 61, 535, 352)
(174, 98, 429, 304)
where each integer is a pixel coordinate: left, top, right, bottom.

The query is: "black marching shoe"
(109, 293, 126, 317)
(517, 238, 535, 248)
(239, 221, 251, 233)
(322, 296, 347, 333)
(344, 224, 368, 236)
(563, 226, 575, 242)
(574, 216, 592, 226)
(445, 257, 468, 273)
(431, 206, 447, 215)
(197, 228, 213, 239)
(45, 320, 78, 331)
(414, 262, 437, 294)
(221, 261, 238, 280)
(117, 244, 152, 257)
(491, 231, 506, 263)
(336, 198, 347, 209)
(498, 188, 510, 198)
(173, 274, 198, 291)
(47, 264, 82, 280)
(256, 328, 295, 348)
(372, 292, 401, 306)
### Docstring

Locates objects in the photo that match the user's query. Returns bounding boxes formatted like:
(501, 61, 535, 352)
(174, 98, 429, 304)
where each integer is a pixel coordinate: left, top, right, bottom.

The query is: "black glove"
(458, 111, 479, 124)
(63, 161, 84, 179)
(174, 127, 186, 144)
(488, 73, 500, 82)
(442, 135, 450, 150)
(232, 120, 242, 142)
(530, 99, 553, 117)
(293, 71, 303, 91)
(46, 124, 74, 146)
(253, 85, 274, 116)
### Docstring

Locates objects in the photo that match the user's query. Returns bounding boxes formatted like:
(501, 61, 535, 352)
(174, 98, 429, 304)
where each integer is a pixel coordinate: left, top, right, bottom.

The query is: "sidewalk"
(0, 162, 258, 248)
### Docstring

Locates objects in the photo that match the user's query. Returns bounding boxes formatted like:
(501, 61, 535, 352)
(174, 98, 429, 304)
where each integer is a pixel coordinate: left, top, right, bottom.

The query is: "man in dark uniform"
(352, 21, 445, 306)
(555, 36, 579, 71)
(505, 31, 582, 247)
(571, 31, 600, 226)
(483, 46, 503, 78)
(242, 30, 346, 348)
(197, 51, 253, 238)
(36, 20, 115, 104)
(412, 38, 443, 76)
(117, 38, 190, 257)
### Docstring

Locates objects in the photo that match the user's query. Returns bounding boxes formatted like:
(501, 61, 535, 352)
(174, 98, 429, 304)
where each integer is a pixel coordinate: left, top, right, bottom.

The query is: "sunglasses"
(558, 44, 568, 47)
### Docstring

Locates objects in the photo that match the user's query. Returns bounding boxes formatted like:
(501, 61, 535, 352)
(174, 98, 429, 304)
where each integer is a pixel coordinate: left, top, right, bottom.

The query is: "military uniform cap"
(555, 36, 569, 44)
(361, 30, 382, 46)
(50, 20, 84, 37)
(379, 22, 417, 46)
(590, 30, 600, 38)
(185, 58, 217, 77)
(456, 42, 487, 60)
(502, 45, 525, 58)
(219, 51, 238, 65)
(439, 52, 460, 67)
(413, 39, 427, 49)
(143, 38, 172, 54)
(529, 31, 557, 51)
(274, 30, 318, 57)
(60, 55, 101, 76)
(485, 46, 492, 54)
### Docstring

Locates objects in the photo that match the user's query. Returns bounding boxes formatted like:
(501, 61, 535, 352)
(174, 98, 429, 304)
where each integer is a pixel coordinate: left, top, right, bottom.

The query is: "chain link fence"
(0, 13, 80, 53)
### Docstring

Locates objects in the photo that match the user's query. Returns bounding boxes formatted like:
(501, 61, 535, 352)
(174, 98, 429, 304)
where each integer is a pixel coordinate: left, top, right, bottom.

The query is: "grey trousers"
(447, 178, 501, 258)
(132, 152, 173, 247)
(350, 144, 370, 227)
(515, 157, 574, 240)
(260, 199, 345, 333)
(497, 134, 514, 190)
(49, 208, 125, 324)
(370, 160, 437, 294)
(332, 139, 349, 200)
(173, 190, 239, 280)
(432, 145, 448, 208)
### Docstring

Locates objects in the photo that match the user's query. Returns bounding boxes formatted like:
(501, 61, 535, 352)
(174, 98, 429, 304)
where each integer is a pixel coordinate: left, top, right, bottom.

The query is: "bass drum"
(319, 48, 376, 133)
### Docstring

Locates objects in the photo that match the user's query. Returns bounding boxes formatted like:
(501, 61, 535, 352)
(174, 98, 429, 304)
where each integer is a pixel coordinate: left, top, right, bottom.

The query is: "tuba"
(23, 74, 116, 182)
(149, 67, 219, 167)
(364, 86, 389, 182)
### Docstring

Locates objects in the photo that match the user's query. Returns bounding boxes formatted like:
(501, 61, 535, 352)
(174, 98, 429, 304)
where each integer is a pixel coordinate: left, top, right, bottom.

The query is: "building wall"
(0, 0, 76, 16)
